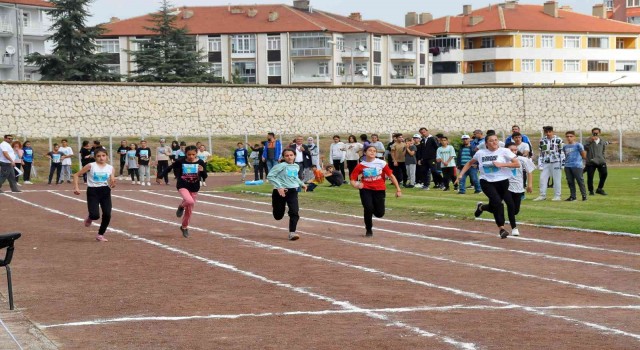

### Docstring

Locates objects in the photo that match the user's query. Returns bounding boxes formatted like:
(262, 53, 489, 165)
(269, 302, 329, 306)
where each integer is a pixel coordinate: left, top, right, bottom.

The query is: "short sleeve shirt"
(474, 148, 516, 182)
(0, 141, 15, 163)
(563, 143, 585, 168)
(350, 158, 393, 191)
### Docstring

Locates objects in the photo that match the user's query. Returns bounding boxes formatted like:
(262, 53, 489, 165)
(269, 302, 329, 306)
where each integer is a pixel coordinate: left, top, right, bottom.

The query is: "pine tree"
(128, 0, 218, 83)
(26, 0, 119, 81)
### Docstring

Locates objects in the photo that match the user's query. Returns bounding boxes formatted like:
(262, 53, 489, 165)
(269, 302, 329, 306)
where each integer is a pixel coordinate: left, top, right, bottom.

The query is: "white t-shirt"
(474, 148, 517, 182)
(0, 141, 15, 164)
(59, 146, 74, 165)
(509, 156, 535, 193)
(516, 142, 531, 156)
(345, 142, 363, 161)
(330, 142, 346, 161)
(87, 162, 113, 188)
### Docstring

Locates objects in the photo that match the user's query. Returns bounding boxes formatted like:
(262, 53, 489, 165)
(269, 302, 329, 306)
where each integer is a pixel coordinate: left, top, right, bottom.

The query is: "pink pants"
(178, 188, 198, 228)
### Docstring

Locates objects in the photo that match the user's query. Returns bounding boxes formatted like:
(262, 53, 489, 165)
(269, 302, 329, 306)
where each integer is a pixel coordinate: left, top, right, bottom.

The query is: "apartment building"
(0, 0, 53, 81)
(100, 1, 432, 86)
(408, 1, 640, 86)
(607, 0, 640, 24)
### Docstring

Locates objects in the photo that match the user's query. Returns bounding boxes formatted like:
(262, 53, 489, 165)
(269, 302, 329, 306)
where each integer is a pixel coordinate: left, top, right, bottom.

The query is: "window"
(481, 37, 495, 48)
(617, 39, 626, 49)
(336, 62, 345, 76)
(393, 64, 413, 77)
(96, 39, 119, 53)
(588, 37, 609, 49)
(24, 73, 32, 81)
(628, 0, 640, 7)
(467, 63, 474, 73)
(23, 42, 33, 56)
(419, 39, 426, 53)
(267, 35, 281, 51)
(209, 63, 223, 77)
(208, 37, 221, 52)
(588, 60, 609, 72)
(290, 33, 330, 56)
(318, 62, 329, 76)
(616, 61, 636, 72)
(354, 37, 367, 50)
(106, 65, 120, 75)
(336, 37, 344, 51)
(541, 35, 554, 48)
(268, 62, 281, 76)
(521, 35, 535, 48)
(373, 37, 381, 51)
(605, 0, 613, 9)
(564, 60, 580, 72)
(432, 61, 459, 74)
(541, 59, 553, 72)
(373, 63, 381, 77)
(231, 34, 256, 54)
(134, 38, 150, 51)
(521, 59, 535, 72)
(232, 61, 256, 83)
(482, 61, 494, 72)
(355, 63, 368, 75)
(22, 12, 30, 27)
(429, 36, 461, 50)
(563, 36, 580, 49)
(393, 40, 414, 52)
(420, 64, 425, 78)
(466, 39, 474, 49)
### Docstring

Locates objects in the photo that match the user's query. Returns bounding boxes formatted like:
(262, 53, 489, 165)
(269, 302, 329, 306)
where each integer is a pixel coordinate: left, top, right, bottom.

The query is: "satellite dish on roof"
(357, 45, 365, 52)
(360, 69, 369, 77)
(401, 44, 409, 52)
(391, 69, 398, 77)
(5, 46, 15, 55)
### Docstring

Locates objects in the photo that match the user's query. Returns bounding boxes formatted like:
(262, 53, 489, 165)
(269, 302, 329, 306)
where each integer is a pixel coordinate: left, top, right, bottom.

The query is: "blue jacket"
(262, 139, 282, 161)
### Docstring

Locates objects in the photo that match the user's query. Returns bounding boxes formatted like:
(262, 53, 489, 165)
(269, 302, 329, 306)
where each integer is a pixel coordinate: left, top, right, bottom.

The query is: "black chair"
(0, 233, 21, 310)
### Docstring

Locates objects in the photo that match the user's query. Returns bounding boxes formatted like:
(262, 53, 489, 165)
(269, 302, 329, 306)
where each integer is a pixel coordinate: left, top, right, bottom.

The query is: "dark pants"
(254, 162, 266, 180)
(14, 163, 21, 182)
(129, 168, 139, 181)
(480, 179, 514, 228)
(359, 189, 386, 231)
(326, 175, 342, 187)
(48, 163, 62, 184)
(272, 188, 300, 233)
(506, 191, 523, 229)
(585, 164, 608, 192)
(332, 159, 345, 180)
(424, 159, 443, 187)
(415, 164, 425, 184)
(23, 161, 32, 182)
(157, 160, 169, 184)
(441, 167, 455, 189)
(119, 156, 126, 176)
(391, 162, 406, 185)
(0, 162, 20, 192)
(565, 167, 587, 198)
(296, 162, 305, 180)
(346, 160, 358, 178)
(87, 186, 112, 235)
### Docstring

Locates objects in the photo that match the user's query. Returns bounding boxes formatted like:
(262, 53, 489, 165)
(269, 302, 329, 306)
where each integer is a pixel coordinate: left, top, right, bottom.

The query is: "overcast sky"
(87, 0, 599, 26)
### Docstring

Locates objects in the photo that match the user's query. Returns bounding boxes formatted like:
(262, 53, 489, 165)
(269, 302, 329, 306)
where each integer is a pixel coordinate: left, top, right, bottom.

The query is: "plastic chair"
(0, 233, 21, 310)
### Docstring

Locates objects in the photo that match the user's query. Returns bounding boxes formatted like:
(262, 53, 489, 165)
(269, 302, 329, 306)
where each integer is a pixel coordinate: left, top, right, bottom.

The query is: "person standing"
(266, 149, 307, 241)
(79, 141, 94, 185)
(11, 141, 24, 184)
(329, 135, 346, 180)
(46, 143, 64, 185)
(262, 132, 282, 172)
(534, 126, 564, 201)
(369, 134, 385, 160)
(404, 137, 417, 188)
(291, 136, 311, 180)
(584, 127, 612, 196)
(390, 134, 406, 186)
(59, 139, 74, 184)
(0, 135, 21, 193)
(136, 140, 152, 186)
(116, 140, 128, 180)
(457, 135, 481, 194)
(234, 142, 250, 182)
(156, 138, 172, 185)
(345, 135, 362, 178)
(307, 137, 320, 168)
(436, 136, 456, 191)
(22, 140, 34, 185)
(418, 127, 441, 190)
(563, 131, 587, 201)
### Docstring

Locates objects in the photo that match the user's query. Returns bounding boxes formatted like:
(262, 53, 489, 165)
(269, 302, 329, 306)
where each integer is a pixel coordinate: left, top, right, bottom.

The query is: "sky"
(87, 0, 600, 26)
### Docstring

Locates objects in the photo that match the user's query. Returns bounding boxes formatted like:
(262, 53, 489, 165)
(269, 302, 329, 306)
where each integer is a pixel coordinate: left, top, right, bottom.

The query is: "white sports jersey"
(87, 162, 113, 188)
(474, 148, 516, 182)
(509, 156, 535, 193)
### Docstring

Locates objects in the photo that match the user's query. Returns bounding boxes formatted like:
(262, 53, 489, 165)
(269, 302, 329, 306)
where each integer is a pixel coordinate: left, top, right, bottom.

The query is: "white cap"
(412, 134, 421, 139)
(461, 134, 470, 139)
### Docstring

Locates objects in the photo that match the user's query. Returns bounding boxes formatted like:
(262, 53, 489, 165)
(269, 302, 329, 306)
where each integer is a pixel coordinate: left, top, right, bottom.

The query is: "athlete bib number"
(93, 172, 109, 182)
(52, 154, 61, 163)
(362, 167, 380, 179)
(286, 167, 298, 178)
(182, 164, 198, 175)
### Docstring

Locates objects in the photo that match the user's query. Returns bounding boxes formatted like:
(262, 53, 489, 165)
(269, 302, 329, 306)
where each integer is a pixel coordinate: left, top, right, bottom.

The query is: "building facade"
(100, 1, 432, 86)
(607, 0, 640, 24)
(0, 0, 53, 81)
(409, 1, 640, 86)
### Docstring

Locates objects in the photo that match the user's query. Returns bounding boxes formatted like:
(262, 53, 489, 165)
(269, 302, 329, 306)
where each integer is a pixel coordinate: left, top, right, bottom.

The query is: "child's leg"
(55, 164, 62, 183)
(129, 168, 134, 181)
(86, 187, 101, 221)
(134, 169, 140, 181)
(564, 167, 576, 198)
(359, 189, 375, 231)
(23, 162, 32, 182)
(48, 164, 55, 184)
(61, 165, 70, 181)
(371, 190, 386, 219)
(178, 188, 197, 228)
(97, 187, 112, 235)
(271, 189, 287, 221)
(284, 189, 300, 232)
(575, 168, 587, 197)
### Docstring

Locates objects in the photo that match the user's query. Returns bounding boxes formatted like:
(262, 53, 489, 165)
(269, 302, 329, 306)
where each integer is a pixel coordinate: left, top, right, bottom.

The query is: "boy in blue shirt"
(562, 131, 587, 201)
(234, 142, 250, 181)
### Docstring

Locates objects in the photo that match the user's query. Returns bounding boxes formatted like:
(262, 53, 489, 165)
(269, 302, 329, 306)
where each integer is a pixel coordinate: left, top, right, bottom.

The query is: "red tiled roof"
(0, 0, 53, 8)
(411, 3, 640, 35)
(102, 4, 427, 37)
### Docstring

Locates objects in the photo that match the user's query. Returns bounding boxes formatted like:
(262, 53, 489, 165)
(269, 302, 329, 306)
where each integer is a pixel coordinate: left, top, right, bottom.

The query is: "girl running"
(505, 142, 535, 237)
(73, 148, 115, 242)
(266, 149, 307, 241)
(156, 145, 206, 238)
(350, 145, 402, 237)
(456, 134, 520, 239)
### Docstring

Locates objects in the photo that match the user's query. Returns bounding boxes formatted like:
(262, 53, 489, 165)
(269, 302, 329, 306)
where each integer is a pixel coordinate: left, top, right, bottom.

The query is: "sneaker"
(180, 227, 189, 238)
(582, 196, 587, 201)
(533, 196, 546, 201)
(565, 197, 576, 202)
(552, 196, 562, 201)
(473, 190, 482, 194)
(442, 187, 450, 191)
(405, 184, 414, 188)
(141, 182, 145, 186)
(589, 190, 595, 196)
(423, 186, 431, 191)
(365, 230, 373, 237)
(200, 181, 204, 186)
(16, 183, 22, 187)
(288, 232, 300, 241)
(511, 228, 520, 237)
(67, 180, 72, 184)
(458, 192, 466, 195)
(95, 235, 108, 242)
(596, 189, 608, 196)
(474, 202, 483, 218)
(24, 181, 33, 185)
(499, 229, 509, 239)
(202, 182, 207, 187)
(131, 180, 135, 185)
(147, 182, 151, 186)
(414, 183, 423, 189)
(84, 216, 92, 227)
(11, 189, 22, 193)
(176, 206, 184, 218)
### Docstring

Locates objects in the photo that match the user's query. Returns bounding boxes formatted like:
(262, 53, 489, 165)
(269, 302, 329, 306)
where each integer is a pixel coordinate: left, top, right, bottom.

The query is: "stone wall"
(1, 82, 638, 137)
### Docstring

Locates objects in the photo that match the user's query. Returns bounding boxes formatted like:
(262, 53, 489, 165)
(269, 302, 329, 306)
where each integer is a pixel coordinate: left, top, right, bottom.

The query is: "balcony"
(340, 49, 369, 59)
(390, 76, 417, 85)
(290, 47, 332, 58)
(390, 51, 416, 61)
(0, 54, 14, 69)
(23, 23, 53, 37)
(0, 21, 13, 37)
(291, 75, 332, 84)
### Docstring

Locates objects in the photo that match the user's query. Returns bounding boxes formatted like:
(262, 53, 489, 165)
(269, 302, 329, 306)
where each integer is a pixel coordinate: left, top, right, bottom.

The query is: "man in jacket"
(418, 127, 441, 190)
(262, 132, 282, 172)
(290, 136, 312, 180)
(584, 127, 611, 196)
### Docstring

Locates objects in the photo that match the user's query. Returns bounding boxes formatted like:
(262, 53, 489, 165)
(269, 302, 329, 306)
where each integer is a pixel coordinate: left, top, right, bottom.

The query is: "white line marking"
(13, 194, 476, 350)
(53, 191, 640, 342)
(143, 191, 640, 300)
(0, 317, 24, 350)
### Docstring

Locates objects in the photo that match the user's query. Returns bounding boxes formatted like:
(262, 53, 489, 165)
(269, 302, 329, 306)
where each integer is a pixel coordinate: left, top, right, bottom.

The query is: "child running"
(266, 149, 307, 241)
(156, 145, 206, 238)
(506, 142, 535, 237)
(350, 145, 402, 237)
(73, 148, 115, 242)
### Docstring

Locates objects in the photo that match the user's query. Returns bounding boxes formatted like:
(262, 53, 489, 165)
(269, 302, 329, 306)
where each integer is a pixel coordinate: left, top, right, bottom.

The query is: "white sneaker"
(414, 183, 423, 188)
(141, 182, 145, 186)
(533, 196, 546, 201)
(24, 181, 33, 185)
(16, 183, 22, 186)
(147, 182, 151, 186)
(552, 196, 562, 201)
(202, 182, 207, 187)
(511, 228, 520, 236)
(131, 180, 135, 185)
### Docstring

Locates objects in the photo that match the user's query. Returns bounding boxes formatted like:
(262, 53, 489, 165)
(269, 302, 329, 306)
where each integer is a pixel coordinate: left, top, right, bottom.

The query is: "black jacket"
(421, 137, 439, 160)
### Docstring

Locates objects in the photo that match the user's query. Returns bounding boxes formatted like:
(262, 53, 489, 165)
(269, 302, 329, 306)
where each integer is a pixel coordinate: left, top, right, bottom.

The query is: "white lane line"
(81, 191, 640, 342)
(0, 318, 24, 350)
(13, 194, 476, 350)
(179, 193, 640, 274)
(143, 191, 640, 300)
(233, 190, 640, 238)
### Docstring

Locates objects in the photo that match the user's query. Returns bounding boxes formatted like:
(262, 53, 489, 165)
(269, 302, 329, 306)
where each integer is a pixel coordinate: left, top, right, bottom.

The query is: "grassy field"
(223, 167, 640, 235)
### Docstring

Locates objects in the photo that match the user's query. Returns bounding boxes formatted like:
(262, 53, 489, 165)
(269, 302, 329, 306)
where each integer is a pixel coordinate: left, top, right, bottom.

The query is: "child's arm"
(109, 167, 116, 188)
(73, 164, 92, 195)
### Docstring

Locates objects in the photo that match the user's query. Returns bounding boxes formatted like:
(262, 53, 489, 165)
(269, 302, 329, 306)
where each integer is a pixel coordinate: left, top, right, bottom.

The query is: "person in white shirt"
(506, 142, 535, 237)
(345, 135, 363, 178)
(369, 134, 385, 160)
(59, 139, 74, 183)
(329, 135, 346, 181)
(0, 134, 21, 193)
(534, 126, 564, 201)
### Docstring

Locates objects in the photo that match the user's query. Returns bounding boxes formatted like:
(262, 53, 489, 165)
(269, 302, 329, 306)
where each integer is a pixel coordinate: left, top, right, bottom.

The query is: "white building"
(100, 1, 432, 86)
(0, 0, 53, 81)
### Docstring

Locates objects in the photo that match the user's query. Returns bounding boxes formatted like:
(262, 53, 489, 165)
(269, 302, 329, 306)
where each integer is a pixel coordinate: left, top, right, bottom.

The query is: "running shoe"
(582, 196, 587, 201)
(24, 181, 33, 185)
(147, 182, 151, 186)
(474, 202, 483, 218)
(552, 196, 562, 201)
(596, 189, 608, 196)
(511, 228, 520, 237)
(180, 227, 189, 238)
(131, 180, 135, 185)
(176, 206, 184, 218)
(365, 230, 373, 237)
(202, 182, 207, 187)
(288, 232, 300, 241)
(533, 196, 546, 201)
(499, 229, 509, 239)
(565, 197, 576, 202)
(84, 216, 92, 227)
(96, 235, 108, 242)
(141, 182, 145, 186)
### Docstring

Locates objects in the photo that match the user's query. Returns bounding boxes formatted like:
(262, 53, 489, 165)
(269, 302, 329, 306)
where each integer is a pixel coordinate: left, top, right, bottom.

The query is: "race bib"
(236, 159, 246, 166)
(182, 164, 198, 174)
(362, 167, 380, 178)
(140, 150, 149, 159)
(120, 149, 127, 155)
(25, 149, 33, 155)
(93, 172, 109, 182)
(127, 150, 136, 158)
(52, 154, 61, 163)
(286, 167, 298, 178)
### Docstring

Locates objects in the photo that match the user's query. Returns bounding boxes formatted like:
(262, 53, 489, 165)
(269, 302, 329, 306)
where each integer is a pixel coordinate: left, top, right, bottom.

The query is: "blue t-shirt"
(563, 143, 585, 168)
(23, 148, 33, 162)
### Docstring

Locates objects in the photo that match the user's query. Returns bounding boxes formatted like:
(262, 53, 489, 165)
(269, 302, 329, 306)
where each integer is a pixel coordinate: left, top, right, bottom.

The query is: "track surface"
(1, 177, 639, 349)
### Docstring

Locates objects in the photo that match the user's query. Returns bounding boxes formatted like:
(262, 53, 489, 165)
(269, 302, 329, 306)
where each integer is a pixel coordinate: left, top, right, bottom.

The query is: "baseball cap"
(412, 134, 421, 139)
(307, 137, 314, 141)
(461, 135, 470, 139)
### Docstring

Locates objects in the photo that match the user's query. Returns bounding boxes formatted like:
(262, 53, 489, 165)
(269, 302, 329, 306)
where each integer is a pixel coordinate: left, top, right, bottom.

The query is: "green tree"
(128, 0, 218, 83)
(26, 0, 119, 81)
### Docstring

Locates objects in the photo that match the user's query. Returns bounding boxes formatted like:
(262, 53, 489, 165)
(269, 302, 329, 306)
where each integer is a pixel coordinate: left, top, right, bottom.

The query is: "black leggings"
(157, 160, 169, 184)
(272, 188, 300, 233)
(119, 156, 126, 176)
(23, 162, 32, 181)
(391, 162, 406, 185)
(479, 179, 514, 228)
(506, 191, 523, 229)
(48, 163, 62, 184)
(346, 160, 358, 178)
(87, 186, 112, 235)
(332, 160, 345, 180)
(129, 168, 139, 181)
(360, 188, 386, 231)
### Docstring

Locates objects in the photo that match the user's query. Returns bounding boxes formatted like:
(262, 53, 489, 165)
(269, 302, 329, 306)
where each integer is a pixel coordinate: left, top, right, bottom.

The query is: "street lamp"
(327, 40, 364, 86)
(0, 3, 24, 81)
